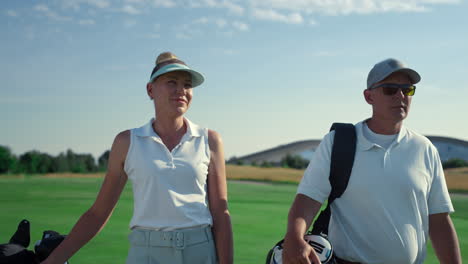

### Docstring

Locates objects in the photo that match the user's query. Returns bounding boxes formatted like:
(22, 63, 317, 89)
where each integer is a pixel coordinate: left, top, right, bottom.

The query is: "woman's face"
(148, 71, 193, 116)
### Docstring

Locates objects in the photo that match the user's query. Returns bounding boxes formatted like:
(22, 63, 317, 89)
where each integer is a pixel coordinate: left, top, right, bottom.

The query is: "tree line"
(0, 145, 109, 174)
(229, 154, 468, 170)
(2, 144, 467, 174)
(228, 154, 311, 170)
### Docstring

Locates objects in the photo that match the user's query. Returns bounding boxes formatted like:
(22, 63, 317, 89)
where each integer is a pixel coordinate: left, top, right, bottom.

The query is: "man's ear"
(364, 89, 373, 105)
(147, 82, 154, 100)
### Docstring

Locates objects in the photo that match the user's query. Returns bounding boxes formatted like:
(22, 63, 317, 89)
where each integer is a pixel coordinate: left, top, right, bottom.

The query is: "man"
(282, 58, 461, 264)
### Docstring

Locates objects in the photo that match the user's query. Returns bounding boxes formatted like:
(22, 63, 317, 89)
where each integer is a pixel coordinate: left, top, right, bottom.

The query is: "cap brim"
(393, 68, 421, 84)
(149, 63, 205, 87)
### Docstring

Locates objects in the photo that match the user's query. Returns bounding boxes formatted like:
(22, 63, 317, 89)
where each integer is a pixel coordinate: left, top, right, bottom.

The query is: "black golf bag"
(0, 219, 69, 264)
(266, 123, 357, 264)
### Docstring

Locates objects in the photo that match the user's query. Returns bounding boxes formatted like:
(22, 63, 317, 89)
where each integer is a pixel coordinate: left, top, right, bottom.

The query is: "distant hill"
(427, 136, 468, 162)
(232, 135, 468, 165)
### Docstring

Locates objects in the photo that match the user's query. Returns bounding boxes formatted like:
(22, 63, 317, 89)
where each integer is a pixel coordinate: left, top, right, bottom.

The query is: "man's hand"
(282, 236, 321, 264)
(282, 194, 323, 264)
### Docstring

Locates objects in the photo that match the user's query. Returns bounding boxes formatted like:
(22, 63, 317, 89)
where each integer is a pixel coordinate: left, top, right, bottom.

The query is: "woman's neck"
(152, 115, 186, 138)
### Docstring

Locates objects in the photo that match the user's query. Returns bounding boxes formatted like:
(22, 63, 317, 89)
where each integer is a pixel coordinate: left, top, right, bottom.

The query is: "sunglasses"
(370, 83, 416, 96)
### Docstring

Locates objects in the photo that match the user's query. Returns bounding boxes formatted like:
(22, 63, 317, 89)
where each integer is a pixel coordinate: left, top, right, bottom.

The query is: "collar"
(134, 117, 202, 138)
(355, 119, 407, 151)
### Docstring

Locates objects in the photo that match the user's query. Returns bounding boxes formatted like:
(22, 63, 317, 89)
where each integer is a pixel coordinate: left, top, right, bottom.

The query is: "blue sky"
(1, 0, 468, 160)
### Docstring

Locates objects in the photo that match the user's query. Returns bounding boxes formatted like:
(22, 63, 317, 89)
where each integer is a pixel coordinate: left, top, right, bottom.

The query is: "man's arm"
(429, 212, 462, 264)
(282, 194, 323, 264)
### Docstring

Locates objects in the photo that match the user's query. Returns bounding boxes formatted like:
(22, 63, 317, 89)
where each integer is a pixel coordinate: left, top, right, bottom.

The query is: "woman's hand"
(39, 131, 130, 264)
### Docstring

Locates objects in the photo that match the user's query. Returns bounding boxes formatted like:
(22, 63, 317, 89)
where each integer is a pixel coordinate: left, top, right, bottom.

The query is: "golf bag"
(0, 219, 69, 264)
(266, 123, 357, 264)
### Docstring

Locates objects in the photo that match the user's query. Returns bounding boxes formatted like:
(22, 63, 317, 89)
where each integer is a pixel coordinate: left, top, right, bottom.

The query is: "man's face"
(364, 72, 414, 123)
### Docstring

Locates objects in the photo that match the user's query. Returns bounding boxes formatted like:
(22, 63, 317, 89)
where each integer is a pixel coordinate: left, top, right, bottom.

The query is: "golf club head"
(266, 234, 336, 264)
(34, 231, 68, 264)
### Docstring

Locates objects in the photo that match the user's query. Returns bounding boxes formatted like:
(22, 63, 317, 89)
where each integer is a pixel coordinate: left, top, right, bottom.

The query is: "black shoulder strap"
(311, 123, 356, 235)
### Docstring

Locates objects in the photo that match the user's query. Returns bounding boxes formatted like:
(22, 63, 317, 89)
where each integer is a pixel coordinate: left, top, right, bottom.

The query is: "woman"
(41, 52, 233, 264)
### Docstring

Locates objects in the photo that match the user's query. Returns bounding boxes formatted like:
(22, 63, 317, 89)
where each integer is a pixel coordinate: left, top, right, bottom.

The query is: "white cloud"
(216, 18, 227, 28)
(123, 19, 137, 28)
(222, 31, 234, 37)
(192, 17, 247, 32)
(146, 33, 161, 39)
(6, 10, 18, 17)
(420, 0, 460, 3)
(176, 32, 191, 39)
(78, 19, 96, 25)
(29, 0, 460, 30)
(232, 21, 249, 31)
(61, 0, 111, 10)
(221, 1, 245, 15)
(252, 9, 304, 24)
(249, 0, 458, 15)
(188, 0, 211, 8)
(87, 0, 111, 8)
(379, 2, 427, 13)
(311, 51, 337, 57)
(198, 0, 218, 7)
(34, 4, 72, 21)
(24, 26, 36, 40)
(151, 0, 177, 7)
(219, 48, 238, 55)
(121, 4, 141, 14)
(194, 17, 210, 24)
(187, 0, 244, 15)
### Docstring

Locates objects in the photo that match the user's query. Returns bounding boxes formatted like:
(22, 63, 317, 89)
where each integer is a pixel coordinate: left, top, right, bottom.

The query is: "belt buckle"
(174, 232, 185, 250)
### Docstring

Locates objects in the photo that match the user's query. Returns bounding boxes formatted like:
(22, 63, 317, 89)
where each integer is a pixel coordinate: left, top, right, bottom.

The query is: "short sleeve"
(297, 131, 335, 204)
(427, 145, 454, 215)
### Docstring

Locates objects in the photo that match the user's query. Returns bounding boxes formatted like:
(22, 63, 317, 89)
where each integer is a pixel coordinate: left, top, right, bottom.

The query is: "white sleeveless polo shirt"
(124, 118, 213, 230)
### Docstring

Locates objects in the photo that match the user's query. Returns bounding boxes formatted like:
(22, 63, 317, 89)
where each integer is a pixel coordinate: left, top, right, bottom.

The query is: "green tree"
(18, 151, 43, 174)
(442, 158, 468, 169)
(281, 154, 309, 170)
(83, 154, 97, 172)
(51, 152, 69, 172)
(65, 149, 98, 173)
(98, 150, 110, 171)
(37, 153, 54, 173)
(260, 160, 272, 168)
(0, 145, 16, 173)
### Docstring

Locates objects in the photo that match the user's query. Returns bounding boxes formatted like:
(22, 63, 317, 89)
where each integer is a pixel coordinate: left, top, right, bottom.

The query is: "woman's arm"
(41, 130, 130, 264)
(207, 130, 233, 264)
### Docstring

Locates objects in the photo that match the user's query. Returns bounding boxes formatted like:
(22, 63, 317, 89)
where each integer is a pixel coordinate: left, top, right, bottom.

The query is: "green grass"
(0, 177, 466, 263)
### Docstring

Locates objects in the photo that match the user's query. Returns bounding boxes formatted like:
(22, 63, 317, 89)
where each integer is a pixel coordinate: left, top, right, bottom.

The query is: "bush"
(2, 148, 100, 174)
(280, 154, 309, 170)
(98, 150, 110, 171)
(260, 161, 272, 168)
(442, 158, 468, 169)
(235, 160, 244, 166)
(0, 146, 16, 173)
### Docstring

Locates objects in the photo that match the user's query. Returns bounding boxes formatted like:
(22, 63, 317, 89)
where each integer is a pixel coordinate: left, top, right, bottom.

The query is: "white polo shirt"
(124, 118, 213, 230)
(297, 120, 454, 264)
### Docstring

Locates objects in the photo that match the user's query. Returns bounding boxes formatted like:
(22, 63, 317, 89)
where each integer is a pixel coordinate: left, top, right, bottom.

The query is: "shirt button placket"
(167, 154, 175, 169)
